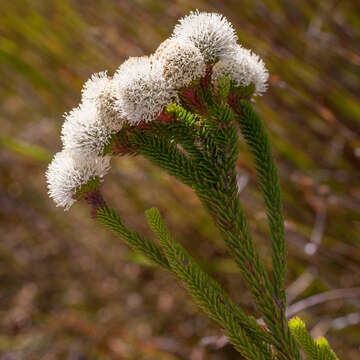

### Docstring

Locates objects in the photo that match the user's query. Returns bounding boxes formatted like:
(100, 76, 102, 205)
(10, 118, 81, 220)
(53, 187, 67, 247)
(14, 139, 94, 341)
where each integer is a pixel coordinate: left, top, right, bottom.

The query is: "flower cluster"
(170, 11, 238, 63)
(212, 45, 268, 95)
(46, 151, 111, 210)
(113, 56, 178, 124)
(46, 11, 269, 210)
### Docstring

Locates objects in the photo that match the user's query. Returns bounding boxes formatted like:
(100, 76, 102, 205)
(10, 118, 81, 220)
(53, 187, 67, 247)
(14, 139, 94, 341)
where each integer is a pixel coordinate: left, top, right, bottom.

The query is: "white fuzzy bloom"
(61, 102, 112, 157)
(46, 150, 111, 210)
(154, 39, 206, 88)
(113, 56, 177, 123)
(82, 71, 123, 132)
(212, 45, 269, 95)
(170, 11, 238, 63)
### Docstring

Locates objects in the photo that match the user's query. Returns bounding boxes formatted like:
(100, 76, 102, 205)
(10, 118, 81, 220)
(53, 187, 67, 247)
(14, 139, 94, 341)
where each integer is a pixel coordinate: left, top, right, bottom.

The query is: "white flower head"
(46, 150, 111, 210)
(170, 10, 238, 63)
(81, 71, 124, 132)
(61, 102, 112, 157)
(212, 45, 269, 95)
(113, 56, 177, 123)
(154, 38, 206, 88)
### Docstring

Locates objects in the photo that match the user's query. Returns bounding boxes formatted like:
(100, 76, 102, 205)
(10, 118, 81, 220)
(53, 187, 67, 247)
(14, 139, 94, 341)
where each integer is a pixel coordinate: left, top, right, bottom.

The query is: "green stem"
(289, 317, 339, 360)
(105, 98, 301, 359)
(131, 131, 216, 188)
(96, 202, 274, 359)
(236, 100, 287, 309)
(96, 206, 171, 271)
(192, 102, 300, 360)
(146, 208, 274, 360)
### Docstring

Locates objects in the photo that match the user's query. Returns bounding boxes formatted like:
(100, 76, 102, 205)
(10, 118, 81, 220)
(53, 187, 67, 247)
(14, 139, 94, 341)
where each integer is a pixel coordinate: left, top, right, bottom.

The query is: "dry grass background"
(0, 0, 359, 359)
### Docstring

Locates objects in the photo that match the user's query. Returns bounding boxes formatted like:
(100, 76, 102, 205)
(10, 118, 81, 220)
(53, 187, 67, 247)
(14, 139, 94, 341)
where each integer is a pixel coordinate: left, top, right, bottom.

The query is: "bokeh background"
(1, 0, 360, 359)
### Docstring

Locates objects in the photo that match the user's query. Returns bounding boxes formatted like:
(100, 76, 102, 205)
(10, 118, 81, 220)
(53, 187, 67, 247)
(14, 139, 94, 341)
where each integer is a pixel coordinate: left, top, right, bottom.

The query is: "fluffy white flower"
(113, 56, 177, 123)
(82, 71, 123, 132)
(212, 45, 269, 95)
(46, 150, 111, 210)
(154, 39, 206, 88)
(170, 10, 238, 63)
(61, 102, 112, 157)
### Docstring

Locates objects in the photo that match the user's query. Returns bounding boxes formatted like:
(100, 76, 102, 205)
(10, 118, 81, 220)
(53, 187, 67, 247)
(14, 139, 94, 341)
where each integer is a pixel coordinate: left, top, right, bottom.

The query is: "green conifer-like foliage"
(89, 73, 339, 360)
(289, 317, 339, 360)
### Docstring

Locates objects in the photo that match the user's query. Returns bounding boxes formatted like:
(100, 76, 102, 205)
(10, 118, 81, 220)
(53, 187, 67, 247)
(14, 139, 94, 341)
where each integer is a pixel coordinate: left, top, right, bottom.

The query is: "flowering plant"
(46, 11, 339, 360)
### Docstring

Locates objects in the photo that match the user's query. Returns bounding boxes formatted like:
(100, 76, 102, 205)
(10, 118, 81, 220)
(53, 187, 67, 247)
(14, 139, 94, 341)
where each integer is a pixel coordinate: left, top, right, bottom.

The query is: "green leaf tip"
(145, 207, 161, 219)
(289, 316, 306, 331)
(316, 337, 329, 347)
(317, 337, 339, 360)
(96, 206, 170, 270)
(165, 102, 182, 114)
(145, 207, 164, 232)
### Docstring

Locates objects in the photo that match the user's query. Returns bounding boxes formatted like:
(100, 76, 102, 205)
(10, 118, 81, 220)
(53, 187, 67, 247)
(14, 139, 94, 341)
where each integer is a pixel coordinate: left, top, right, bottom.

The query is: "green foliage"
(316, 338, 339, 360)
(145, 207, 273, 360)
(131, 130, 199, 187)
(99, 82, 301, 359)
(236, 100, 287, 309)
(96, 206, 170, 270)
(190, 97, 299, 360)
(289, 317, 339, 360)
(94, 78, 340, 360)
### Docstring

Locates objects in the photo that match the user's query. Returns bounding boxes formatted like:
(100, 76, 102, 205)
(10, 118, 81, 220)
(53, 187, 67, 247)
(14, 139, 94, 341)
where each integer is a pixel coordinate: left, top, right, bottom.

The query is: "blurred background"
(1, 0, 359, 359)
